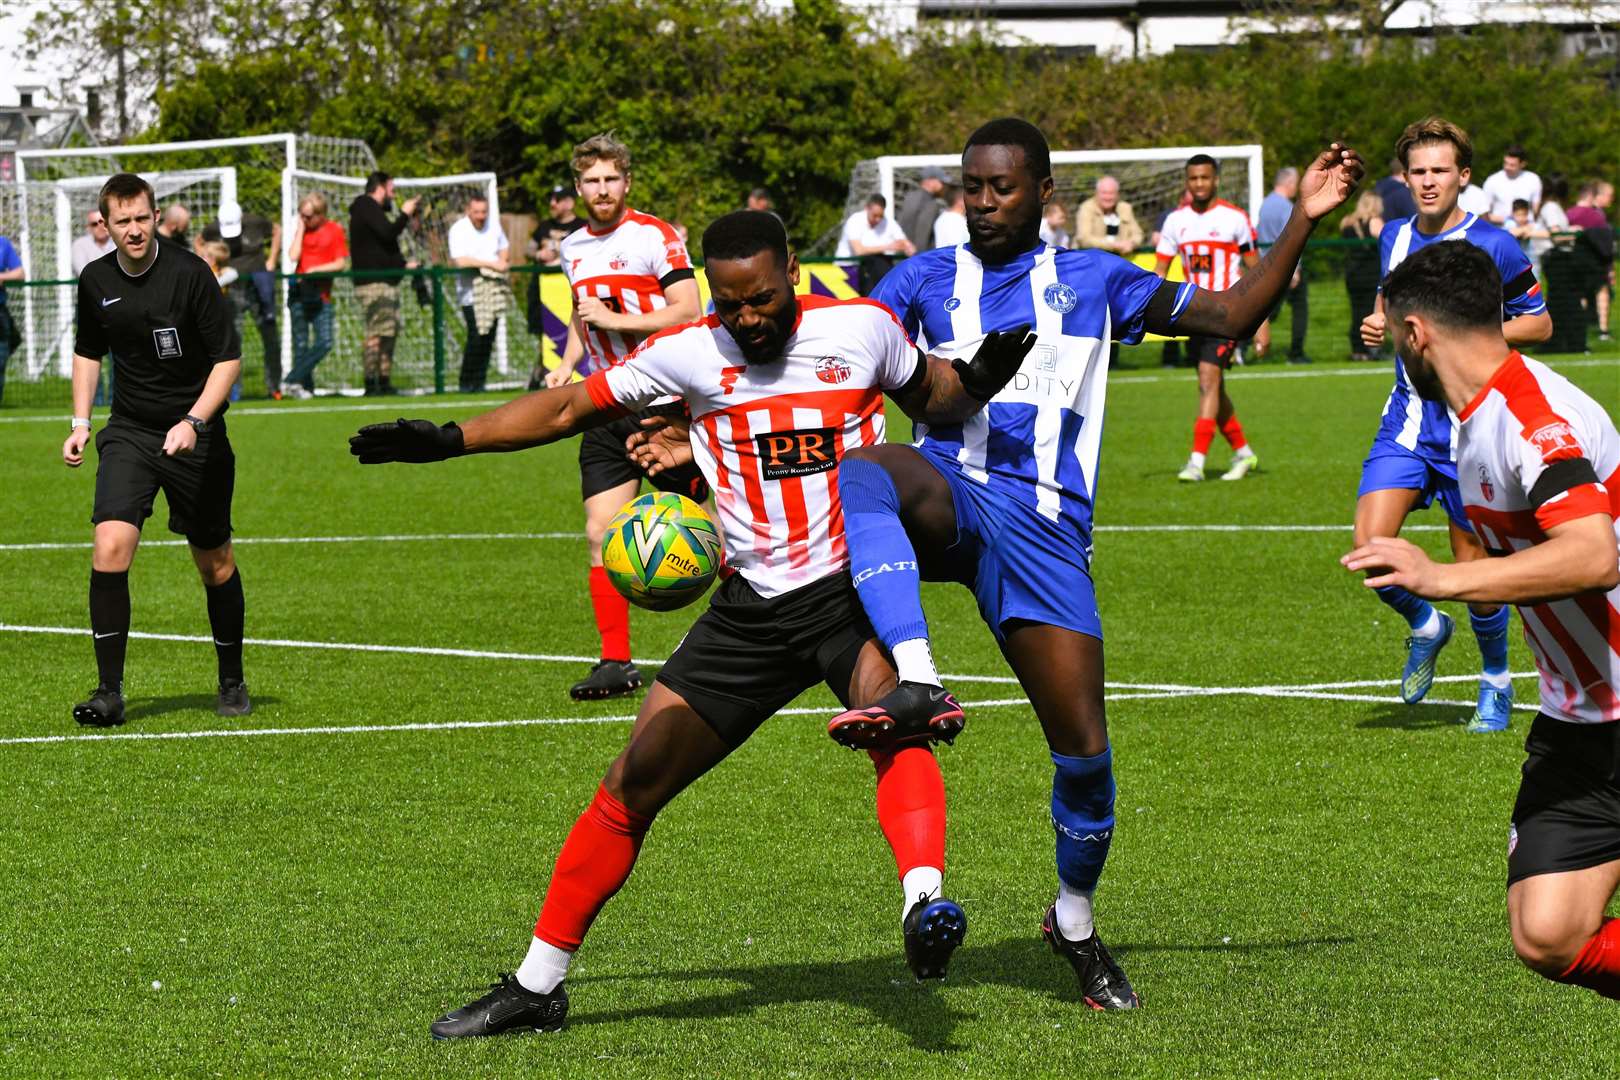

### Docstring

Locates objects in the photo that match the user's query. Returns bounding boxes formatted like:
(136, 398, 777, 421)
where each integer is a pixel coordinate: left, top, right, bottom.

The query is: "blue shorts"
(1358, 439, 1472, 532)
(919, 449, 1103, 644)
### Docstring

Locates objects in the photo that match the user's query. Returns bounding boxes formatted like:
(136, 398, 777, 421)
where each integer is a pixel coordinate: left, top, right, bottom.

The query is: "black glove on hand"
(951, 325, 1038, 402)
(349, 419, 466, 464)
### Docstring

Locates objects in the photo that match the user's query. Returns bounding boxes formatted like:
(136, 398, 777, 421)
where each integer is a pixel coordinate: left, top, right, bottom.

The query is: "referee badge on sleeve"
(153, 327, 182, 360)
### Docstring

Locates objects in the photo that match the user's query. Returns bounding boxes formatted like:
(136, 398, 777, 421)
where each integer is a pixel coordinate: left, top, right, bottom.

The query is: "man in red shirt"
(283, 192, 349, 399)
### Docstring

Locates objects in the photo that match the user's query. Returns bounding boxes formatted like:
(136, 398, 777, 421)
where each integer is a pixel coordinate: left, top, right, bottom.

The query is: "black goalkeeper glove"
(348, 419, 466, 464)
(950, 324, 1038, 402)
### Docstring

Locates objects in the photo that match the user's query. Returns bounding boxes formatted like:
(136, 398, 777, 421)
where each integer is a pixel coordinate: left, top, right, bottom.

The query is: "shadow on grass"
(124, 693, 282, 721)
(566, 934, 1353, 1052)
(1354, 703, 1462, 731)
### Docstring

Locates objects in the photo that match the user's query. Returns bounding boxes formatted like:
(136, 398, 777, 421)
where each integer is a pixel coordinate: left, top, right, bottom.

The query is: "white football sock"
(1412, 609, 1444, 639)
(515, 936, 573, 994)
(1055, 881, 1095, 941)
(891, 639, 940, 687)
(1482, 669, 1513, 690)
(1188, 452, 1207, 470)
(901, 865, 943, 922)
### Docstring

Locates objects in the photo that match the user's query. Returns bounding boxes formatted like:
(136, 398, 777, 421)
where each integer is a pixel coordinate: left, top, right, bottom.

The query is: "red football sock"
(533, 785, 652, 951)
(1192, 417, 1217, 456)
(1557, 917, 1620, 999)
(1219, 415, 1249, 451)
(870, 747, 946, 877)
(588, 565, 631, 662)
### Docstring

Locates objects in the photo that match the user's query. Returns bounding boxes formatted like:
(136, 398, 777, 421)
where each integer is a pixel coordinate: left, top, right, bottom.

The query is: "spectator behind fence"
(1340, 190, 1385, 361)
(448, 193, 509, 393)
(897, 166, 946, 252)
(157, 203, 190, 250)
(1039, 202, 1071, 249)
(835, 193, 913, 295)
(1483, 144, 1542, 225)
(1257, 166, 1310, 364)
(0, 226, 21, 404)
(1567, 179, 1615, 341)
(71, 208, 115, 275)
(1373, 158, 1417, 222)
(200, 201, 281, 398)
(1076, 175, 1143, 256)
(932, 184, 968, 248)
(535, 184, 585, 267)
(282, 192, 348, 399)
(349, 171, 421, 397)
(200, 238, 246, 398)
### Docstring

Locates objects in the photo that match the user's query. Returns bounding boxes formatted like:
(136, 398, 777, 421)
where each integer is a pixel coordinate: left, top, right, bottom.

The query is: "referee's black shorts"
(656, 572, 877, 749)
(91, 416, 235, 550)
(580, 415, 709, 503)
(1507, 713, 1620, 885)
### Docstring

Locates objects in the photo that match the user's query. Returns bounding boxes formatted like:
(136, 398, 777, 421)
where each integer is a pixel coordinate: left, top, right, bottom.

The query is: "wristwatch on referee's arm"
(183, 414, 210, 434)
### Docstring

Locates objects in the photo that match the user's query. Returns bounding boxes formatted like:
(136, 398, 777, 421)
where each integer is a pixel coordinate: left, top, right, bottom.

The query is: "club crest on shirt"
(815, 355, 851, 384)
(1478, 464, 1495, 502)
(1043, 282, 1077, 314)
(943, 297, 961, 312)
(608, 253, 629, 271)
(152, 327, 182, 360)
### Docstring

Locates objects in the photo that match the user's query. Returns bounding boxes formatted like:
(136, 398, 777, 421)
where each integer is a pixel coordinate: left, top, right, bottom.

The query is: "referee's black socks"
(89, 569, 130, 691)
(205, 568, 246, 683)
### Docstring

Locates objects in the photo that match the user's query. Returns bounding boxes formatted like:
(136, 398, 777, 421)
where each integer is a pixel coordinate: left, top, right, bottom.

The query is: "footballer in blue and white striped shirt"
(828, 116, 1364, 1009)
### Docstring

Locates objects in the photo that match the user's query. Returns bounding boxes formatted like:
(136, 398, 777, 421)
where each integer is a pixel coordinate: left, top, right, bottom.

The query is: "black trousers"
(460, 306, 499, 392)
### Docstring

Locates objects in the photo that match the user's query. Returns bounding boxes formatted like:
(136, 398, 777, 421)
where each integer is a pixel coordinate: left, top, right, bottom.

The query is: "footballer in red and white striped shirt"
(1342, 241, 1620, 1005)
(546, 133, 705, 702)
(350, 209, 1039, 1037)
(1155, 154, 1263, 483)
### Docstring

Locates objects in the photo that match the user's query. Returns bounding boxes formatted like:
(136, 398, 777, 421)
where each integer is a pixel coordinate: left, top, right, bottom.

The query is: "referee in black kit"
(62, 173, 251, 726)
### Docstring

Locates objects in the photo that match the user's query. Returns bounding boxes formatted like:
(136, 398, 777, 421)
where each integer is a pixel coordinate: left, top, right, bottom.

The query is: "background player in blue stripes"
(1355, 117, 1552, 732)
(827, 117, 1364, 1009)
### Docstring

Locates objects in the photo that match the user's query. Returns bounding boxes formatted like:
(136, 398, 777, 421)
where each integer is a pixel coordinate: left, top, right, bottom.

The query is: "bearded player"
(546, 132, 707, 702)
(1356, 117, 1552, 732)
(1155, 154, 1263, 483)
(1344, 240, 1620, 1002)
(350, 210, 1037, 1038)
(827, 118, 1363, 1009)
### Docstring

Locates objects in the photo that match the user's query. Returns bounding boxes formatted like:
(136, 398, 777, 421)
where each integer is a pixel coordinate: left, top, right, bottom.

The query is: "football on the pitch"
(602, 492, 722, 611)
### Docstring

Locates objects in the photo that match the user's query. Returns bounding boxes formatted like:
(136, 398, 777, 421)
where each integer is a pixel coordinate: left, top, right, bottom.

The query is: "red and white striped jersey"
(560, 208, 695, 372)
(1456, 351, 1620, 724)
(586, 295, 925, 597)
(1155, 200, 1256, 291)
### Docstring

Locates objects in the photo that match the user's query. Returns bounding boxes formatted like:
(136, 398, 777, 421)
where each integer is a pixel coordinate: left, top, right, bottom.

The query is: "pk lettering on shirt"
(153, 327, 183, 360)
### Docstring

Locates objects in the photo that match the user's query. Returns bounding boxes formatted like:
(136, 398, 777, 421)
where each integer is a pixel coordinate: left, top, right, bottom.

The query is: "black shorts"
(579, 415, 709, 503)
(655, 572, 876, 748)
(91, 417, 235, 549)
(1507, 714, 1620, 885)
(1188, 335, 1239, 369)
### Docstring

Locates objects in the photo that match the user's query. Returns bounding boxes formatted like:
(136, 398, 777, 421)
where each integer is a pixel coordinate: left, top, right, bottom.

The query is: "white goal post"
(842, 145, 1266, 245)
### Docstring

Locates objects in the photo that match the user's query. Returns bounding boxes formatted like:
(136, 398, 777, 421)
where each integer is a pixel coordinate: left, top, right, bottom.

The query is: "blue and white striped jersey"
(872, 243, 1194, 555)
(1374, 213, 1546, 465)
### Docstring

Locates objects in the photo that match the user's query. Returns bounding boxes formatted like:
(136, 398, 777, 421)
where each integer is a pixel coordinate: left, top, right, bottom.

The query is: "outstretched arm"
(890, 327, 1039, 425)
(349, 381, 614, 463)
(1151, 144, 1364, 340)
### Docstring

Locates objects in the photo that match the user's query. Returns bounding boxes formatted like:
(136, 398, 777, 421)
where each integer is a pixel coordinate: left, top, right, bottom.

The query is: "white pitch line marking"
(3, 357, 1611, 425)
(0, 523, 1448, 552)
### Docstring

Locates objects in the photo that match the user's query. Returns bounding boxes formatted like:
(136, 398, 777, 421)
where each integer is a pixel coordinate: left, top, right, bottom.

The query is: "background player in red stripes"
(1155, 155, 1263, 482)
(545, 134, 706, 701)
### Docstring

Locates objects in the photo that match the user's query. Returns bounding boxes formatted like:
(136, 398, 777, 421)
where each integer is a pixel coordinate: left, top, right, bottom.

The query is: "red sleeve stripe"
(584, 370, 621, 412)
(1534, 485, 1614, 532)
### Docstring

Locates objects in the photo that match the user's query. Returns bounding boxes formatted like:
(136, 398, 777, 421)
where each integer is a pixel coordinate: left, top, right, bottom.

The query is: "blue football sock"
(1470, 605, 1511, 676)
(839, 457, 928, 648)
(1051, 746, 1115, 893)
(1373, 584, 1436, 631)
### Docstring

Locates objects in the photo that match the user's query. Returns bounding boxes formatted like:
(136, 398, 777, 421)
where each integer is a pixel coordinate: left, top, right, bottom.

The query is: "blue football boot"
(1401, 612, 1454, 704)
(1466, 680, 1514, 733)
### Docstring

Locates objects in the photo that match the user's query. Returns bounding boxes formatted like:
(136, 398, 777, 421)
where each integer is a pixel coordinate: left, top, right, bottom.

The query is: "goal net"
(285, 169, 505, 394)
(836, 145, 1265, 251)
(11, 134, 375, 397)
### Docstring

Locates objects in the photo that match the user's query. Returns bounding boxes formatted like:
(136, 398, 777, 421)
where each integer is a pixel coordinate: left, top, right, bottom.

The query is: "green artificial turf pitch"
(2, 355, 1617, 1077)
